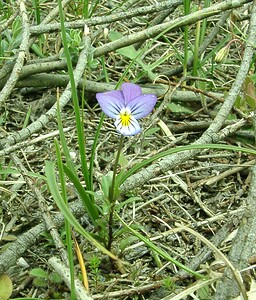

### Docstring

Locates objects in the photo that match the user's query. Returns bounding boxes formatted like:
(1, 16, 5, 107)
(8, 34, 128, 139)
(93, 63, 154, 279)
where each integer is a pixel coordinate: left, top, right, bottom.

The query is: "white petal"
(114, 116, 141, 136)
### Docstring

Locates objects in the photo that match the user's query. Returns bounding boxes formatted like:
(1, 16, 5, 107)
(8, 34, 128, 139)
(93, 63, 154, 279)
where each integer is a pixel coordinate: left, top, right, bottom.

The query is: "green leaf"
(166, 102, 194, 114)
(115, 196, 141, 212)
(12, 17, 22, 40)
(118, 152, 129, 167)
(196, 285, 210, 299)
(33, 277, 48, 287)
(109, 31, 139, 60)
(234, 95, 244, 108)
(144, 127, 160, 137)
(109, 30, 155, 79)
(245, 94, 256, 110)
(0, 274, 13, 300)
(101, 171, 113, 200)
(119, 236, 138, 252)
(30, 268, 48, 279)
(226, 113, 237, 121)
(48, 272, 62, 284)
(243, 76, 256, 110)
(114, 223, 144, 238)
(115, 169, 126, 189)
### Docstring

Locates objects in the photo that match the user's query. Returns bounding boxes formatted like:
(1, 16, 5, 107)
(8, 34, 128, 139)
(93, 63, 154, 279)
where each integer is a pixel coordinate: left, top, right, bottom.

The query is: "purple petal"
(121, 83, 142, 105)
(96, 90, 124, 118)
(114, 116, 141, 136)
(127, 94, 157, 119)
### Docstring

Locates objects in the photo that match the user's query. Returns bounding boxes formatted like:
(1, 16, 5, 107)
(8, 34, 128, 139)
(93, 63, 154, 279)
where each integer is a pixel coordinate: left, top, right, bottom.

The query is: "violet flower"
(96, 83, 157, 136)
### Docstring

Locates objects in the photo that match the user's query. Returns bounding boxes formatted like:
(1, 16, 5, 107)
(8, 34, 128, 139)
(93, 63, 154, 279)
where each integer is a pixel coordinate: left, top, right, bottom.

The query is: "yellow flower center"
(120, 110, 131, 127)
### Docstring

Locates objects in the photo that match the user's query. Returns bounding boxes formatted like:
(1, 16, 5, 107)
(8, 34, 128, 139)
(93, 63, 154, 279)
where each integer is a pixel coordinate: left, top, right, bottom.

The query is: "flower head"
(96, 83, 157, 136)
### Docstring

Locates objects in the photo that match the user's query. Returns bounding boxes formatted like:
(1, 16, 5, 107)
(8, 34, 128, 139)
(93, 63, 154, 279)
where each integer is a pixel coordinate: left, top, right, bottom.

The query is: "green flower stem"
(109, 135, 125, 204)
(107, 135, 125, 250)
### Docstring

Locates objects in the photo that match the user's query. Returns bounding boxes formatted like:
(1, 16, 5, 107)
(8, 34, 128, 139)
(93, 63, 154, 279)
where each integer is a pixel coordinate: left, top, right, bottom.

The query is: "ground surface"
(0, 1, 256, 299)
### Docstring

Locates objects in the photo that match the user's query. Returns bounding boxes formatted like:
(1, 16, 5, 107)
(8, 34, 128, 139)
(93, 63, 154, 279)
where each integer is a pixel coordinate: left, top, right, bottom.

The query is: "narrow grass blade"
(45, 160, 118, 261)
(116, 213, 204, 279)
(63, 164, 99, 224)
(192, 17, 201, 76)
(56, 92, 76, 174)
(183, 0, 191, 77)
(119, 144, 256, 185)
(57, 0, 91, 191)
(54, 139, 76, 300)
